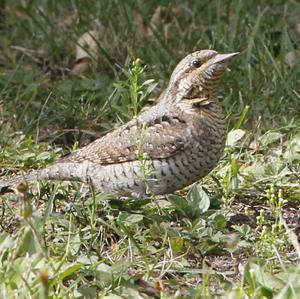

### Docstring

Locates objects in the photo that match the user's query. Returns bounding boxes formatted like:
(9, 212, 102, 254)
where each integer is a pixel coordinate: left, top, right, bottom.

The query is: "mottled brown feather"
(0, 49, 238, 198)
(60, 107, 190, 165)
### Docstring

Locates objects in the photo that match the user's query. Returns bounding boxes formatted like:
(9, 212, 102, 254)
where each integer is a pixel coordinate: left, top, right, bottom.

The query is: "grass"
(0, 0, 300, 298)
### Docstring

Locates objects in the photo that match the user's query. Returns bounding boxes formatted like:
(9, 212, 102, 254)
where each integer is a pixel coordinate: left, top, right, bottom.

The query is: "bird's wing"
(60, 112, 191, 165)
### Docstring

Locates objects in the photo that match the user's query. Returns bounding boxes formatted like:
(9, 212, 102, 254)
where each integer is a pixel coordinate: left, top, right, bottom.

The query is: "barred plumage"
(0, 50, 238, 197)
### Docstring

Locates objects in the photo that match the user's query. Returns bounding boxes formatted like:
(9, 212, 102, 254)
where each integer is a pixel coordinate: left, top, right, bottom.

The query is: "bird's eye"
(192, 60, 202, 68)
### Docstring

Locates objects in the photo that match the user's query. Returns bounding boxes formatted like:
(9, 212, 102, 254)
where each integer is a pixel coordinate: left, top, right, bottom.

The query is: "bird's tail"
(0, 162, 90, 191)
(0, 170, 38, 190)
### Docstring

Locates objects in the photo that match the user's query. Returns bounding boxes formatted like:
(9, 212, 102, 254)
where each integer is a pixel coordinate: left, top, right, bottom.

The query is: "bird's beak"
(212, 52, 239, 64)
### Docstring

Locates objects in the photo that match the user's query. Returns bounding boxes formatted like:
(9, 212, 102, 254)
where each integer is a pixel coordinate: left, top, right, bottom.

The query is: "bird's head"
(166, 50, 238, 110)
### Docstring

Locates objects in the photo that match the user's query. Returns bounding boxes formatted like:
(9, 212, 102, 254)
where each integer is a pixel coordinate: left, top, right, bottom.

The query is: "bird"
(0, 50, 238, 198)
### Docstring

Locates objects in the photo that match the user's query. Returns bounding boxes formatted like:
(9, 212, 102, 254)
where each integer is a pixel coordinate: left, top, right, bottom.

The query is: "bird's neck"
(161, 83, 221, 115)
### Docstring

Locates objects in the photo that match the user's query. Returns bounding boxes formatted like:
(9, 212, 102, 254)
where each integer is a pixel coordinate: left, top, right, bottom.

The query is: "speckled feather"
(60, 106, 189, 164)
(0, 50, 238, 197)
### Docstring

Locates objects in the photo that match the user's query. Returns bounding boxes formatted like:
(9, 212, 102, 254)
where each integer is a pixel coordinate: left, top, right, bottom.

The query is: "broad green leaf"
(259, 131, 282, 147)
(226, 129, 246, 147)
(168, 194, 190, 217)
(118, 212, 143, 226)
(188, 185, 210, 213)
(0, 232, 13, 251)
(17, 227, 39, 255)
(170, 236, 185, 254)
(284, 135, 300, 162)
